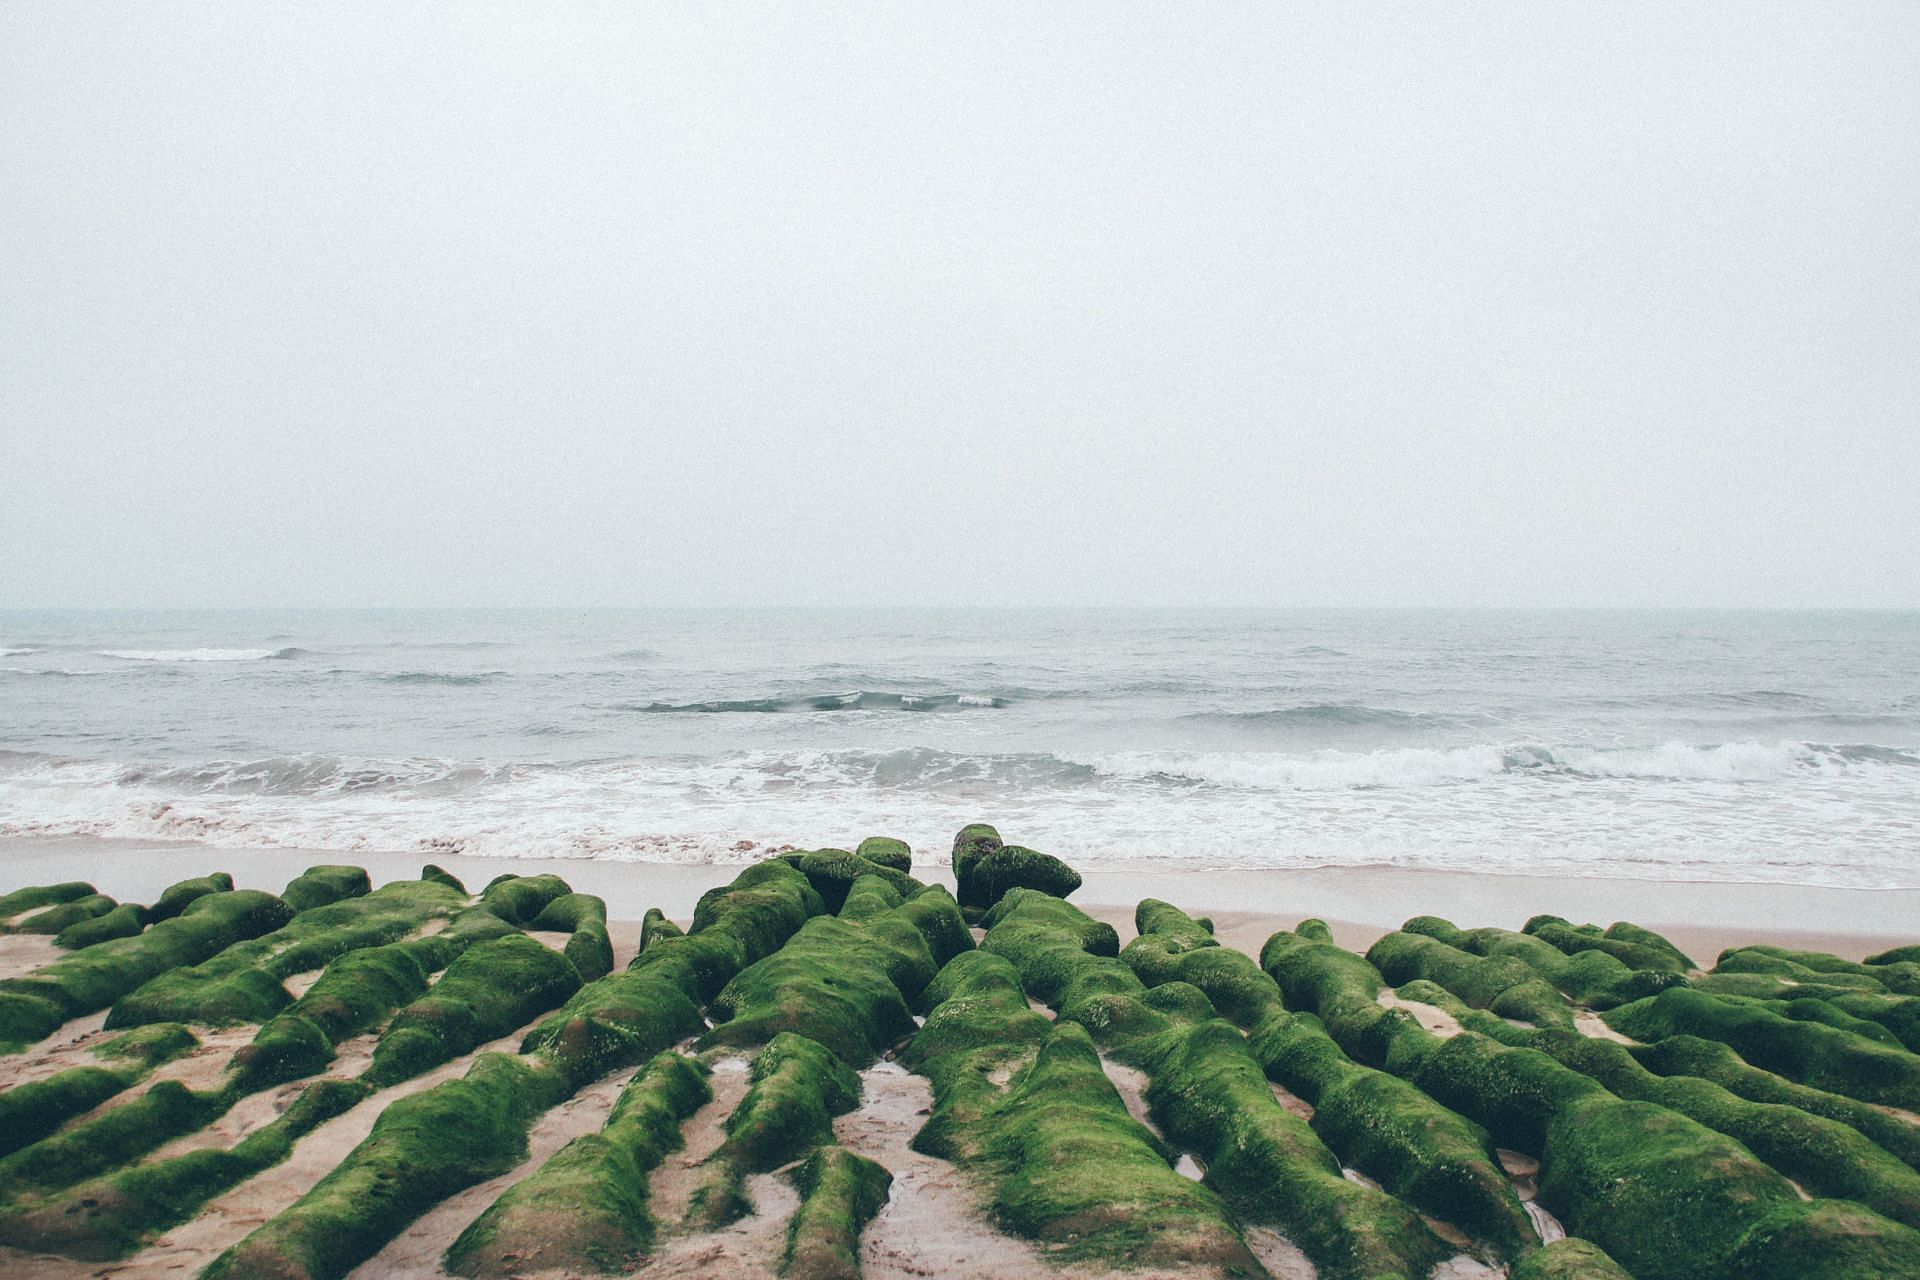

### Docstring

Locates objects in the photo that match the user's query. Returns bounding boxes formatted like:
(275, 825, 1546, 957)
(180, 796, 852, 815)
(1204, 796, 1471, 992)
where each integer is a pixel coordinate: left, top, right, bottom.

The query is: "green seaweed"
(0, 1078, 369, 1260)
(16, 893, 118, 935)
(854, 835, 913, 872)
(419, 863, 467, 893)
(0, 889, 294, 1050)
(530, 891, 614, 982)
(279, 865, 371, 914)
(686, 1032, 860, 1231)
(0, 881, 97, 922)
(0, 1023, 197, 1159)
(444, 1052, 710, 1276)
(1604, 986, 1920, 1110)
(988, 892, 1436, 1278)
(146, 873, 235, 923)
(478, 873, 573, 926)
(202, 1053, 570, 1280)
(1508, 1237, 1634, 1278)
(782, 1145, 891, 1279)
(54, 902, 148, 950)
(951, 828, 1081, 914)
(1721, 944, 1920, 997)
(775, 848, 923, 913)
(363, 932, 582, 1086)
(1524, 917, 1690, 974)
(1368, 928, 1575, 1029)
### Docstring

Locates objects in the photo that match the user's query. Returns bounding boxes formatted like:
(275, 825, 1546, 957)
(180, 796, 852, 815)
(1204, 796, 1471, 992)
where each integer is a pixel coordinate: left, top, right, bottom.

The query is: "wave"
(1081, 740, 1918, 791)
(0, 647, 41, 658)
(375, 670, 506, 687)
(608, 648, 661, 661)
(1182, 702, 1471, 730)
(620, 691, 1011, 713)
(99, 647, 303, 662)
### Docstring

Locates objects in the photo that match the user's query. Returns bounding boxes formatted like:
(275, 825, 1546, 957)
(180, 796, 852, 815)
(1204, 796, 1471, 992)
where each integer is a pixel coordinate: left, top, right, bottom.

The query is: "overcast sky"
(2, 4, 1915, 609)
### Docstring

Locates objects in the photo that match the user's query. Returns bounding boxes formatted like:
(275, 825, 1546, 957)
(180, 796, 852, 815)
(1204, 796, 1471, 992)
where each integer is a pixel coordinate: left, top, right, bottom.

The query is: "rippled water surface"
(2, 608, 1917, 885)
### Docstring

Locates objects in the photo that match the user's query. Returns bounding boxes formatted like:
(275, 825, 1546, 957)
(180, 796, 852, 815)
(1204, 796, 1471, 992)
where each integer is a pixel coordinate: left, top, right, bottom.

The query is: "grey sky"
(2, 4, 1915, 608)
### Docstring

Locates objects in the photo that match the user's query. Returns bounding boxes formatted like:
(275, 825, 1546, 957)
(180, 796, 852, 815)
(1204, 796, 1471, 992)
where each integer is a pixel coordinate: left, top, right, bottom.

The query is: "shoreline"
(5, 834, 1913, 964)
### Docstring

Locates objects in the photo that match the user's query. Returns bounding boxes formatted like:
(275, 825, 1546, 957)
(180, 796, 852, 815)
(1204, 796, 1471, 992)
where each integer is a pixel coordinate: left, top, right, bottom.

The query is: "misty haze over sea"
(2, 608, 1915, 889)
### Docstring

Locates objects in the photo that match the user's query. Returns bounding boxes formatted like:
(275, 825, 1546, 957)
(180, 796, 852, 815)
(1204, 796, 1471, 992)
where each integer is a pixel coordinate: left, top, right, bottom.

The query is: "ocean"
(1, 608, 1916, 888)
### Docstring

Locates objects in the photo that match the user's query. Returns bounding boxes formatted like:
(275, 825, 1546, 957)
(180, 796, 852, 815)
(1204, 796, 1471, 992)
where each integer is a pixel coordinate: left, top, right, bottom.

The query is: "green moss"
(0, 1079, 226, 1202)
(1722, 944, 1920, 996)
(523, 864, 821, 1085)
(950, 822, 1002, 887)
(530, 892, 614, 982)
(0, 889, 294, 1049)
(279, 865, 371, 914)
(17, 893, 117, 934)
(900, 951, 1054, 1161)
(985, 892, 1434, 1277)
(1368, 929, 1575, 1029)
(954, 840, 1081, 914)
(146, 872, 234, 923)
(1509, 1237, 1633, 1279)
(0, 1078, 369, 1261)
(854, 835, 913, 872)
(1485, 1022, 1920, 1230)
(0, 1068, 132, 1158)
(419, 863, 467, 893)
(54, 902, 147, 950)
(782, 1145, 891, 1279)
(1604, 987, 1920, 1110)
(1715, 948, 1894, 991)
(1866, 943, 1920, 966)
(478, 873, 573, 926)
(0, 881, 96, 922)
(1403, 915, 1684, 1009)
(702, 907, 932, 1066)
(1631, 1034, 1920, 1172)
(1129, 902, 1533, 1258)
(971, 1021, 1263, 1272)
(203, 1052, 570, 1280)
(686, 1032, 861, 1231)
(445, 1052, 710, 1277)
(105, 879, 462, 1031)
(1525, 918, 1690, 974)
(776, 848, 923, 913)
(639, 906, 682, 951)
(364, 933, 582, 1086)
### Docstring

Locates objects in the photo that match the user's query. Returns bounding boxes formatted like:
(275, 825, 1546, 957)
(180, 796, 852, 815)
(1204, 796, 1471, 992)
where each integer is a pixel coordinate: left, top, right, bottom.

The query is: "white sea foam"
(99, 648, 286, 662)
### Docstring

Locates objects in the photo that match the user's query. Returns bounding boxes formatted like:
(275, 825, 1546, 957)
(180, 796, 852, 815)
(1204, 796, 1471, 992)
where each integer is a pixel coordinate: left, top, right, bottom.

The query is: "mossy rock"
(146, 872, 234, 923)
(203, 1053, 570, 1280)
(478, 873, 573, 926)
(365, 934, 582, 1086)
(775, 849, 922, 913)
(1605, 986, 1920, 1110)
(54, 903, 148, 950)
(853, 835, 913, 873)
(782, 1145, 891, 1279)
(0, 881, 97, 924)
(639, 907, 682, 952)
(16, 894, 118, 935)
(420, 863, 468, 893)
(445, 1052, 710, 1276)
(0, 889, 294, 1044)
(0, 1078, 228, 1201)
(281, 865, 371, 914)
(955, 843, 1081, 913)
(0, 1077, 369, 1261)
(531, 892, 614, 982)
(1511, 1237, 1633, 1279)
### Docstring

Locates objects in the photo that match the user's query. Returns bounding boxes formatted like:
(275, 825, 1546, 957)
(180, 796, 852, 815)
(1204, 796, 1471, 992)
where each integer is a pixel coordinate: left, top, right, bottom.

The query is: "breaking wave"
(98, 647, 303, 662)
(621, 691, 1011, 713)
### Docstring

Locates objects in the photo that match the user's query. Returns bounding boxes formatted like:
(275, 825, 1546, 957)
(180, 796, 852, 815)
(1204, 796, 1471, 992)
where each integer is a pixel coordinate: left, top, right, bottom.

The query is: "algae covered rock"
(854, 835, 913, 872)
(146, 872, 233, 922)
(365, 933, 582, 1086)
(1511, 1238, 1633, 1279)
(951, 827, 1081, 913)
(54, 903, 147, 950)
(16, 894, 118, 935)
(783, 1145, 891, 1279)
(445, 1052, 710, 1277)
(281, 864, 371, 914)
(0, 881, 97, 924)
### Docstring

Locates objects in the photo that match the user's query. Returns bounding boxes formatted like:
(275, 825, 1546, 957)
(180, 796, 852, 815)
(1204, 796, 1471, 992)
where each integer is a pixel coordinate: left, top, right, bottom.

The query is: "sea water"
(1, 608, 1915, 887)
